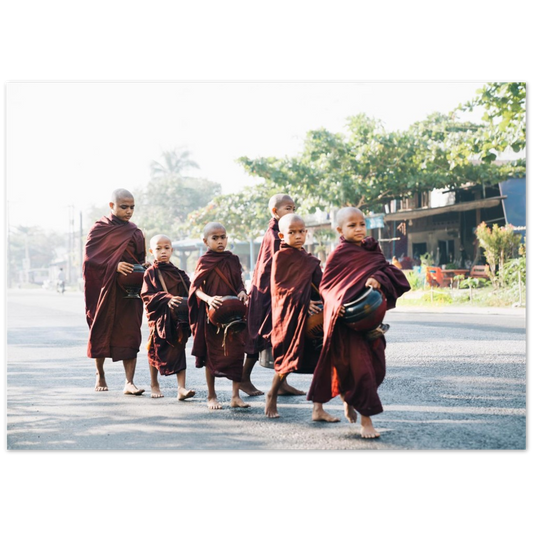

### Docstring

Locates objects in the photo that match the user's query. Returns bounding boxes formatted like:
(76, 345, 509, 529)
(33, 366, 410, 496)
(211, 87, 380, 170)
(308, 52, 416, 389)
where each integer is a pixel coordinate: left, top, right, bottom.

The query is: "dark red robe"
(188, 250, 247, 381)
(270, 244, 323, 376)
(307, 237, 410, 416)
(83, 213, 146, 361)
(245, 217, 280, 355)
(141, 261, 191, 376)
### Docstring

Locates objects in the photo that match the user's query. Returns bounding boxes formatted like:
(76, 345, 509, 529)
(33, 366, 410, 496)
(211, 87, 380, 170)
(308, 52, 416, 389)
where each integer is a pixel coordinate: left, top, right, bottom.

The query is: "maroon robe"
(141, 261, 191, 376)
(245, 217, 280, 355)
(83, 213, 146, 361)
(270, 244, 323, 375)
(307, 237, 410, 416)
(188, 250, 247, 381)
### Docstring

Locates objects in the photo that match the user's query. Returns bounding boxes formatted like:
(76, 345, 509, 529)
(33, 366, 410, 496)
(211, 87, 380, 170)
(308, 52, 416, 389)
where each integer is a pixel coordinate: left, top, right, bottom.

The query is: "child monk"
(141, 234, 195, 400)
(188, 222, 250, 410)
(242, 193, 305, 397)
(307, 207, 410, 438)
(266, 214, 340, 422)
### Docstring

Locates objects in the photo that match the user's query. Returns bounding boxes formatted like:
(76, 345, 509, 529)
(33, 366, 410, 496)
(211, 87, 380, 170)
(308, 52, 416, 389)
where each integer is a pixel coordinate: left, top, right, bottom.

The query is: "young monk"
(242, 193, 305, 397)
(266, 214, 340, 422)
(307, 207, 410, 438)
(83, 188, 146, 395)
(141, 234, 195, 400)
(188, 222, 250, 410)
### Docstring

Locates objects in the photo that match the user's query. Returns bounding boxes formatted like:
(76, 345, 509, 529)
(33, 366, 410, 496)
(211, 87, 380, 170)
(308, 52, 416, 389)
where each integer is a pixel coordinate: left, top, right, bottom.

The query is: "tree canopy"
(458, 82, 526, 162)
(88, 84, 527, 245)
(186, 182, 279, 241)
(238, 112, 522, 214)
(133, 149, 221, 240)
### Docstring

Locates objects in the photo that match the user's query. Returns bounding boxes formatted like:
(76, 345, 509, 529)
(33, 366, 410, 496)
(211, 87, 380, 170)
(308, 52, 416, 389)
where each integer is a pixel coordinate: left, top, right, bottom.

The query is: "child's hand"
(337, 305, 346, 318)
(142, 261, 151, 268)
(168, 296, 183, 309)
(365, 277, 381, 289)
(237, 291, 249, 305)
(208, 295, 224, 309)
(308, 300, 322, 315)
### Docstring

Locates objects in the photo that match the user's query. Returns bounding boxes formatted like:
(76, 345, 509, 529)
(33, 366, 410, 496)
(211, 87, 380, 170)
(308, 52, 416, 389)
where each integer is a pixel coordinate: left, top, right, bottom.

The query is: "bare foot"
(151, 385, 164, 398)
(207, 396, 222, 410)
(264, 391, 280, 418)
(312, 404, 340, 423)
(95, 373, 108, 392)
(360, 416, 380, 438)
(178, 389, 196, 401)
(344, 402, 358, 423)
(230, 397, 250, 408)
(239, 380, 264, 396)
(278, 381, 305, 396)
(123, 382, 145, 395)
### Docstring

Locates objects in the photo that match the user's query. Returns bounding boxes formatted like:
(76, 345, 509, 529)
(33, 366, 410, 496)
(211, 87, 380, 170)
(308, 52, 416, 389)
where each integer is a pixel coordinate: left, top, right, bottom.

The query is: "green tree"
(186, 182, 278, 241)
(458, 82, 526, 162)
(238, 113, 522, 214)
(84, 203, 110, 228)
(134, 149, 221, 240)
(312, 227, 337, 264)
(7, 226, 64, 286)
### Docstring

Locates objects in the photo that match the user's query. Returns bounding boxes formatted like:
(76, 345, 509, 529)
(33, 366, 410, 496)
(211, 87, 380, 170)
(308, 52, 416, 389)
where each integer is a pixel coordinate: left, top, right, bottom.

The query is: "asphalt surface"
(6, 289, 526, 450)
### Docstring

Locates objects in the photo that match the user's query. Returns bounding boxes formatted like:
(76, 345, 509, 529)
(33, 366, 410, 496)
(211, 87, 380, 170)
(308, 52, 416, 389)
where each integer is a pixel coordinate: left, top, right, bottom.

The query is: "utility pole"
(249, 236, 255, 273)
(67, 205, 75, 284)
(79, 211, 83, 283)
(7, 200, 12, 287)
(24, 232, 31, 284)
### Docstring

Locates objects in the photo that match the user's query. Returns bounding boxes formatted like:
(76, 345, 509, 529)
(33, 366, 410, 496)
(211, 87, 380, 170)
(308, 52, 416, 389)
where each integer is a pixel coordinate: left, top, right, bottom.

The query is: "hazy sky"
(6, 81, 486, 233)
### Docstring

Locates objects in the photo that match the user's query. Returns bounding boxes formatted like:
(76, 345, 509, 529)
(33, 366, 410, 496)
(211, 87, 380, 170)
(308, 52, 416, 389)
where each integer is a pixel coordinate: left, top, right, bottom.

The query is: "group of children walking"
(139, 193, 410, 439)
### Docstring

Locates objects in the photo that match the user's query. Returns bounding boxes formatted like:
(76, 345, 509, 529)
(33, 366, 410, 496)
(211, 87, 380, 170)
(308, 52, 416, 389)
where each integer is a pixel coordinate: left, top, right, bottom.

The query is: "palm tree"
(150, 148, 200, 178)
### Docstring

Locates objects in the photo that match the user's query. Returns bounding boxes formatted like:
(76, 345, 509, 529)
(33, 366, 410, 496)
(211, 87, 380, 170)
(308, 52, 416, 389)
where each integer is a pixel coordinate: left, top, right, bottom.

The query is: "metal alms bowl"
(117, 264, 146, 299)
(208, 295, 247, 328)
(342, 287, 386, 331)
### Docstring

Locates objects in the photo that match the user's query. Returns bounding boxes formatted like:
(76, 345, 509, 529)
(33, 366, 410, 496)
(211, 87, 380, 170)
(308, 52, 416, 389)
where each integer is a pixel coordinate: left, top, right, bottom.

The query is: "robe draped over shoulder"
(307, 237, 410, 416)
(141, 261, 191, 375)
(245, 218, 280, 355)
(270, 244, 322, 375)
(188, 250, 246, 381)
(83, 213, 146, 361)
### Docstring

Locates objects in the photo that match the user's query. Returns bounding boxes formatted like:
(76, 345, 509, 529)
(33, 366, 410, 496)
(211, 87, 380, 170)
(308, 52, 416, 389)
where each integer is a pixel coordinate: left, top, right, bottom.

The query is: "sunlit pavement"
(6, 289, 526, 450)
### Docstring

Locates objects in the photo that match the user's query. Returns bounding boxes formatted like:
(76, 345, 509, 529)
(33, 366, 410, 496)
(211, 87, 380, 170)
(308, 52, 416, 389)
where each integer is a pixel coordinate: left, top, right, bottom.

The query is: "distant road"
(6, 289, 526, 450)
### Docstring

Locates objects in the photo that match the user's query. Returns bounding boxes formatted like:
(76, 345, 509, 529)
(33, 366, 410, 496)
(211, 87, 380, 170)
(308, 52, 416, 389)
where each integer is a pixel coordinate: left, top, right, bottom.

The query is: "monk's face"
(203, 229, 228, 252)
(273, 200, 296, 220)
(279, 219, 307, 250)
(337, 211, 366, 245)
(150, 237, 173, 263)
(110, 196, 135, 222)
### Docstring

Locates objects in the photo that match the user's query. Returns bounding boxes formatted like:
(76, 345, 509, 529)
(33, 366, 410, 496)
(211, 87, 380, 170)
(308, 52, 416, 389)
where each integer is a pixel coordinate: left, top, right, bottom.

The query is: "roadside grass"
(397, 286, 526, 308)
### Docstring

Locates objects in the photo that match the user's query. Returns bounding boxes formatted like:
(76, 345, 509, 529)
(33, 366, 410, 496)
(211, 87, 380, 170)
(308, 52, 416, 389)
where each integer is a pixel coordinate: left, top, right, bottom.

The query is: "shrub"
(475, 222, 522, 289)
(405, 270, 424, 290)
(421, 290, 452, 304)
(459, 277, 489, 289)
(501, 257, 526, 285)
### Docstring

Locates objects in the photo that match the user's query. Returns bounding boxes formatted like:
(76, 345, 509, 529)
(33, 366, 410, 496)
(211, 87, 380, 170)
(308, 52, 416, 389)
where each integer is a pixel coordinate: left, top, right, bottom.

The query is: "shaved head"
(111, 188, 134, 203)
(268, 193, 294, 212)
(203, 222, 226, 239)
(336, 207, 364, 227)
(149, 233, 172, 249)
(109, 189, 135, 222)
(278, 213, 305, 234)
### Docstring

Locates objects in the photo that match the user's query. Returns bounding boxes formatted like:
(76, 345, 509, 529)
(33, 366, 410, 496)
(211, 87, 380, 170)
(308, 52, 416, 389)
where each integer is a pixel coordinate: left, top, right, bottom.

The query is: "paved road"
(6, 289, 526, 450)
